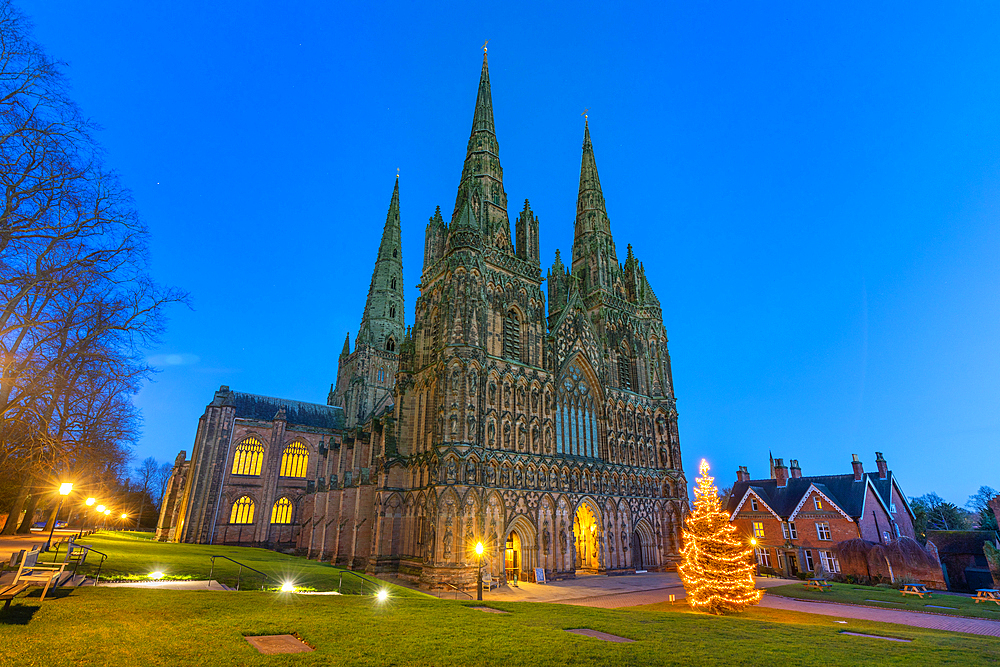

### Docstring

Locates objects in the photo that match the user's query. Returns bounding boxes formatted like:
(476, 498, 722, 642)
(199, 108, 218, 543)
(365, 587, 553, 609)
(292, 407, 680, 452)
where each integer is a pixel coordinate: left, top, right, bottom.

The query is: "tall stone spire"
(357, 178, 405, 351)
(452, 52, 511, 253)
(572, 121, 621, 297)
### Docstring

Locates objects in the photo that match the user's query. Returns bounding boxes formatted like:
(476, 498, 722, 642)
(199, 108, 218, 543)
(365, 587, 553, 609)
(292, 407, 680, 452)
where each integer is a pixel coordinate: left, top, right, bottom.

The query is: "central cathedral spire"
(572, 120, 622, 297)
(452, 52, 511, 253)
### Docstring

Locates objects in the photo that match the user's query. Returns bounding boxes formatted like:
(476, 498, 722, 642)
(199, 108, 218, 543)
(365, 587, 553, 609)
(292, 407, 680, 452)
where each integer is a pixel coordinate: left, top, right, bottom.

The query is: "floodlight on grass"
(280, 582, 295, 593)
(150, 571, 164, 580)
(376, 589, 389, 602)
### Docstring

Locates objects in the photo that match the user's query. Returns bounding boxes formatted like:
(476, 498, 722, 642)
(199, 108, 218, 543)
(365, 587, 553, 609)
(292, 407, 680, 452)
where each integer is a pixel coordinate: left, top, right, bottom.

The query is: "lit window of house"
(750, 497, 758, 511)
(815, 522, 831, 541)
(813, 496, 823, 510)
(755, 547, 771, 567)
(818, 550, 841, 573)
(753, 521, 765, 538)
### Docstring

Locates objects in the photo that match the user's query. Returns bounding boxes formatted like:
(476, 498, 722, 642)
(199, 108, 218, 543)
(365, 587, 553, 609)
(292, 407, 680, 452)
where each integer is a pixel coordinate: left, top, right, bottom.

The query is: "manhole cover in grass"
(245, 635, 314, 654)
(839, 632, 911, 643)
(469, 606, 509, 614)
(566, 629, 635, 643)
(925, 604, 957, 609)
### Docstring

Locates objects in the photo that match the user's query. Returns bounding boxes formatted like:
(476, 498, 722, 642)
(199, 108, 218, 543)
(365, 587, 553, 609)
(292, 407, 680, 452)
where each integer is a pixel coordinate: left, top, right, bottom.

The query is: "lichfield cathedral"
(157, 53, 689, 589)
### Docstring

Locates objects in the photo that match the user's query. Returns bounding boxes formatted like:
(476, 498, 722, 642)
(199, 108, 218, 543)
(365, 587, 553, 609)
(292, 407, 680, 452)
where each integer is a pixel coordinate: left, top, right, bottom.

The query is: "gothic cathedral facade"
(157, 54, 688, 589)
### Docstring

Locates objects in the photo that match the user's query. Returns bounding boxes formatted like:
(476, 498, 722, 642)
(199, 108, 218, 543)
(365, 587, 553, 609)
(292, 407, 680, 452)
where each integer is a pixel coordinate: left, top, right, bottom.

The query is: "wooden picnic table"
(900, 583, 931, 598)
(802, 578, 832, 591)
(973, 589, 1000, 605)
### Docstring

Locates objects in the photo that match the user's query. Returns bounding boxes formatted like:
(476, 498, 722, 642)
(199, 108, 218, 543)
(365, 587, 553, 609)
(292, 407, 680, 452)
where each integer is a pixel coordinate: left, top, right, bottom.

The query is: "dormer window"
(750, 497, 758, 511)
(814, 497, 823, 510)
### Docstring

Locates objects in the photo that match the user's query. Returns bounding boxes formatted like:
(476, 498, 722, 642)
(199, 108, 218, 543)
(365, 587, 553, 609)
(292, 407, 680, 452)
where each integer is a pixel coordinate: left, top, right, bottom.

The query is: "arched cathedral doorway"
(505, 531, 521, 583)
(574, 500, 601, 572)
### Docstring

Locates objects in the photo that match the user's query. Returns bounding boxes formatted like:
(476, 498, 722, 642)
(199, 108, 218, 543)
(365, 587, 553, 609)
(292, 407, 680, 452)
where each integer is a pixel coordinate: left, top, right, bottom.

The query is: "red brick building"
(726, 453, 916, 578)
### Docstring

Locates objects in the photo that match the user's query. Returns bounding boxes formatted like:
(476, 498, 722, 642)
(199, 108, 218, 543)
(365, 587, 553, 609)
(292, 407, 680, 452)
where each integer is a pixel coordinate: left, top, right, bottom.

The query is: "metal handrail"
(442, 582, 473, 600)
(337, 569, 373, 595)
(208, 555, 275, 591)
(72, 546, 109, 584)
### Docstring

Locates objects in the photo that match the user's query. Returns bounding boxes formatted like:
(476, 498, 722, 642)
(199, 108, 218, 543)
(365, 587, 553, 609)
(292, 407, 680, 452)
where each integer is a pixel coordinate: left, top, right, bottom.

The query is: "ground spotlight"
(376, 589, 389, 602)
(280, 582, 295, 593)
(150, 571, 164, 579)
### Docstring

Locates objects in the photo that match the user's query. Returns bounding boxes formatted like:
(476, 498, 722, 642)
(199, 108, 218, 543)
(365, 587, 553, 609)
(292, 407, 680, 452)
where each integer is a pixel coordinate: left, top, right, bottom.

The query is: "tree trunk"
(16, 493, 41, 533)
(0, 484, 30, 535)
(137, 495, 146, 530)
(43, 499, 59, 533)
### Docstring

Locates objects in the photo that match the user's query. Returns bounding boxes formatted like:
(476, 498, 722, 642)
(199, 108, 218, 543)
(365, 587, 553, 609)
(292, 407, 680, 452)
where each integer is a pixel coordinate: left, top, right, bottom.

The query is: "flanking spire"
(452, 52, 512, 253)
(575, 120, 612, 239)
(357, 178, 405, 352)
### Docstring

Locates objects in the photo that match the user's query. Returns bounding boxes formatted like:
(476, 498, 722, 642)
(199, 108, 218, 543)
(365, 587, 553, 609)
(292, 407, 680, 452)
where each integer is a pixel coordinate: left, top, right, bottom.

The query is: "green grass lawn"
(767, 581, 1000, 620)
(1, 587, 998, 666)
(38, 531, 417, 595)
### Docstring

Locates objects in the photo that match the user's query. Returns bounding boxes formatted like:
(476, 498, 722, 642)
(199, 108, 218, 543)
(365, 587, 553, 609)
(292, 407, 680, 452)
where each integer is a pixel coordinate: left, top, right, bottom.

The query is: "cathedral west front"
(157, 53, 689, 589)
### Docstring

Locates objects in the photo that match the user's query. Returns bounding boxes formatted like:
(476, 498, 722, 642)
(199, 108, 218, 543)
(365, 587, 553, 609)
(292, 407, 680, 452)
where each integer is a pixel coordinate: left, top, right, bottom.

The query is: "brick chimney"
(737, 466, 750, 483)
(851, 454, 864, 481)
(789, 459, 802, 479)
(875, 452, 888, 480)
(773, 458, 789, 488)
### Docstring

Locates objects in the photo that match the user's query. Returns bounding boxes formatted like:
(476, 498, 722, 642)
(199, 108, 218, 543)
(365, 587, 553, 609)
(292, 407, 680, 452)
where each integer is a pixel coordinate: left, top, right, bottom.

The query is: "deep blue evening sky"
(23, 2, 999, 504)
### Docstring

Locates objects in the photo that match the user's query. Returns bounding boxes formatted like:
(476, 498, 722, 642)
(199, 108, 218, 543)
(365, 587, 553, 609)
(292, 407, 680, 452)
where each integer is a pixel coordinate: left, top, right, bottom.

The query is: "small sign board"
(534, 567, 546, 584)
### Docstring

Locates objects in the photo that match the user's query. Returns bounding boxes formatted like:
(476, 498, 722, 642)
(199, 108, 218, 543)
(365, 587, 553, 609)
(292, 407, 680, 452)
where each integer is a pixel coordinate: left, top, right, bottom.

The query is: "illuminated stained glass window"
(230, 496, 255, 524)
(280, 441, 309, 478)
(231, 437, 264, 476)
(271, 497, 292, 524)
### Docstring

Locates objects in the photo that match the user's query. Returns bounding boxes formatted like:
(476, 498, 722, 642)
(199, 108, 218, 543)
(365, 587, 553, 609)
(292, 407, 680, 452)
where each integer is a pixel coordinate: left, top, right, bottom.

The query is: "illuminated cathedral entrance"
(574, 502, 601, 572)
(504, 531, 521, 583)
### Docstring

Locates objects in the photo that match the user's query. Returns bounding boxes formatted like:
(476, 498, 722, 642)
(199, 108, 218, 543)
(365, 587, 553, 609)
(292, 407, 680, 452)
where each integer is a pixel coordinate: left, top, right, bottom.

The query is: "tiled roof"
(727, 471, 902, 520)
(223, 391, 345, 430)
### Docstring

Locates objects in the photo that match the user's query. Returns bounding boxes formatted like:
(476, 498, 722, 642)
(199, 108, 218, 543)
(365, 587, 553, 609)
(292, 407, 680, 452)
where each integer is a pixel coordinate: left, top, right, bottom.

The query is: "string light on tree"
(678, 459, 763, 614)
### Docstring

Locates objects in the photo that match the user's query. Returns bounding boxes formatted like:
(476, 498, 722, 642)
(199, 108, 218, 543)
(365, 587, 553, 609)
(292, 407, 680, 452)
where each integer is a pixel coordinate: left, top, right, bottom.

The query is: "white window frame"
(819, 550, 841, 573)
(804, 549, 814, 571)
(890, 502, 897, 513)
(776, 551, 785, 570)
(750, 497, 758, 511)
(755, 547, 771, 567)
(813, 496, 823, 510)
(788, 521, 797, 539)
(816, 522, 831, 541)
(781, 522, 789, 540)
(753, 521, 765, 538)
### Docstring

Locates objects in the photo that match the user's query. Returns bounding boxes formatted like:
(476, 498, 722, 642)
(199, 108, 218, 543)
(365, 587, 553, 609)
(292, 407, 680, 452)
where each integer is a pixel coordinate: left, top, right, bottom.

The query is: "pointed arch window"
(271, 497, 293, 524)
(503, 310, 521, 361)
(231, 437, 264, 476)
(386, 337, 396, 352)
(279, 442, 309, 478)
(230, 496, 255, 524)
(378, 366, 385, 383)
(389, 305, 396, 318)
(392, 248, 398, 258)
(390, 277, 397, 289)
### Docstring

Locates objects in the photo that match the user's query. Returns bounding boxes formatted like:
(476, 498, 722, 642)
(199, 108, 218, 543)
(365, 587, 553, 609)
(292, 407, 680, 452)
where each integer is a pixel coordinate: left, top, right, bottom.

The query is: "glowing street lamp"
(86, 498, 96, 507)
(45, 482, 73, 551)
(96, 505, 105, 513)
(475, 541, 485, 601)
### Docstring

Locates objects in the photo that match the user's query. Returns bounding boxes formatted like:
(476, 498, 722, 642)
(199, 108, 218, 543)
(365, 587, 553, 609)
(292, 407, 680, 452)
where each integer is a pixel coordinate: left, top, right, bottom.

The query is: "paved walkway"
(759, 595, 1000, 638)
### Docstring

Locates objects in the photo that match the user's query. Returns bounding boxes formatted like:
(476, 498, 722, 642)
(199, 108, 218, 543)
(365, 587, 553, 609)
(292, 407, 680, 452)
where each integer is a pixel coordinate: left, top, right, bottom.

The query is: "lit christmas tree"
(679, 459, 763, 614)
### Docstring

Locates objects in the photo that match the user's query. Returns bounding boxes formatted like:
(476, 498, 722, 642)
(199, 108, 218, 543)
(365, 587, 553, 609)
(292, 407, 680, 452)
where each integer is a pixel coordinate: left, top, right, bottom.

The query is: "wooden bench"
(901, 583, 930, 598)
(973, 589, 1000, 605)
(802, 578, 833, 591)
(0, 583, 30, 610)
(13, 549, 66, 602)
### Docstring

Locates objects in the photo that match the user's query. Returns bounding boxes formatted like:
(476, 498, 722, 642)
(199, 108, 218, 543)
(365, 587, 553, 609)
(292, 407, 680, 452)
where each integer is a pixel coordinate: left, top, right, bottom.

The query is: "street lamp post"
(475, 541, 485, 601)
(45, 482, 73, 551)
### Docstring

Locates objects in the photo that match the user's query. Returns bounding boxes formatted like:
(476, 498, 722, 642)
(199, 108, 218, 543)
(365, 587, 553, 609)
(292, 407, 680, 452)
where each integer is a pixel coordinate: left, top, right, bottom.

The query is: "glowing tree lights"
(678, 459, 763, 614)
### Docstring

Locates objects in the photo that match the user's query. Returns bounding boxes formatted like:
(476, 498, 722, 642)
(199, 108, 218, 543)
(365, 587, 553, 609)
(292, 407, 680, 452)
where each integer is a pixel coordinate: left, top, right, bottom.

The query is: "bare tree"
(132, 457, 158, 529)
(0, 2, 186, 532)
(155, 461, 173, 508)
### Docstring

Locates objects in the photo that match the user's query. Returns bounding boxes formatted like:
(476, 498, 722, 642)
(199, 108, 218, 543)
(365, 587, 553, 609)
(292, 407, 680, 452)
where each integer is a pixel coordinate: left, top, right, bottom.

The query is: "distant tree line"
(910, 486, 998, 542)
(0, 1, 184, 534)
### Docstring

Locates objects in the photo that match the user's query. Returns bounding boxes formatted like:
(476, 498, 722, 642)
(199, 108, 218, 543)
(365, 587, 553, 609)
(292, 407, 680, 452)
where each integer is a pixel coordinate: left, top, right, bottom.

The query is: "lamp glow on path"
(150, 571, 164, 579)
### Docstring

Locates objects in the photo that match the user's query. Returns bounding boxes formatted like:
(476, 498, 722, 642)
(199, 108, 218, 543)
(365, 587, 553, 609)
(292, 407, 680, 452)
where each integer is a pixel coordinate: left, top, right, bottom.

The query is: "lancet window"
(279, 442, 309, 478)
(230, 496, 255, 524)
(555, 362, 600, 459)
(231, 437, 264, 476)
(618, 346, 635, 391)
(271, 497, 293, 524)
(503, 310, 521, 361)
